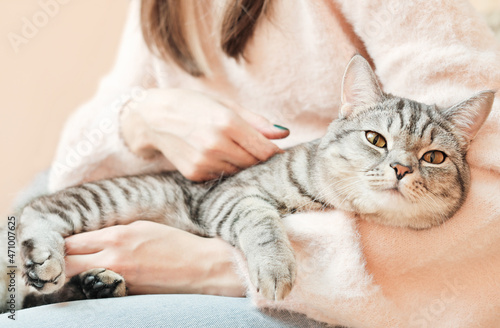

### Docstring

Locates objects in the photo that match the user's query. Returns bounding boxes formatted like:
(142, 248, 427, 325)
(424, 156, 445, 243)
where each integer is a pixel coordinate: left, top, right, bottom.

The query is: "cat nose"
(390, 163, 413, 180)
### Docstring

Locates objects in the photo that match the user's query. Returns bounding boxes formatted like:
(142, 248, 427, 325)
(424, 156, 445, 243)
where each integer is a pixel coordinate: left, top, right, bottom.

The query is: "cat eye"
(365, 131, 386, 148)
(422, 150, 446, 164)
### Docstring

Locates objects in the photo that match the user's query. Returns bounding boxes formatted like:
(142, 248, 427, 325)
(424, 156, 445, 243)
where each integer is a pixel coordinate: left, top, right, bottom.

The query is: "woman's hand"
(120, 88, 289, 181)
(65, 221, 246, 297)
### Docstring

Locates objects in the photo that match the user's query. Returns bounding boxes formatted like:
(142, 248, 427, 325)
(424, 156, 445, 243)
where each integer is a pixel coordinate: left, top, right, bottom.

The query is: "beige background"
(0, 0, 498, 217)
(0, 0, 129, 216)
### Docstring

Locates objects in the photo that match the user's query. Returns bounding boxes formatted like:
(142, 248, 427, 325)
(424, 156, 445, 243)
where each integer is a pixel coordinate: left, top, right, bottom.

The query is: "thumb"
(237, 108, 290, 140)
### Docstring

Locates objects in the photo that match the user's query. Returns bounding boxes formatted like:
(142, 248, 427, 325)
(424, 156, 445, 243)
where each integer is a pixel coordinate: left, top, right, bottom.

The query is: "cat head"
(316, 55, 494, 229)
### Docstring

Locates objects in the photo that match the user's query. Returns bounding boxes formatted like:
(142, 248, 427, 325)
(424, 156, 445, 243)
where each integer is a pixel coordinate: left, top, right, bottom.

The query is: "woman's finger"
(223, 143, 260, 169)
(208, 160, 240, 177)
(237, 108, 290, 140)
(229, 118, 283, 162)
(65, 232, 105, 255)
(210, 137, 260, 169)
(217, 97, 290, 140)
(65, 253, 104, 277)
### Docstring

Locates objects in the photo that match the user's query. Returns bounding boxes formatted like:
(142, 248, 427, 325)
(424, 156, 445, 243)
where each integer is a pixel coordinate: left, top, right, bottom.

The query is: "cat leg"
(17, 175, 175, 293)
(215, 197, 297, 301)
(18, 173, 202, 294)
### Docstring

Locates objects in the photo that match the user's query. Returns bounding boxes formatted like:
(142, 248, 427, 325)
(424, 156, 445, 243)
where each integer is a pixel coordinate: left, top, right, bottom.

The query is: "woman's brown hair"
(141, 0, 270, 77)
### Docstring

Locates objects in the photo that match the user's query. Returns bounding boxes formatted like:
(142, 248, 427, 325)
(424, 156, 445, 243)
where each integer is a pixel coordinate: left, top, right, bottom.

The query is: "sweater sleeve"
(333, 0, 500, 173)
(48, 0, 172, 192)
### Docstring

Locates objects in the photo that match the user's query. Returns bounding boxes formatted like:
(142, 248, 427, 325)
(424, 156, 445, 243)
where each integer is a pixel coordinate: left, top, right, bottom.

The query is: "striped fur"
(6, 55, 494, 310)
(17, 144, 324, 302)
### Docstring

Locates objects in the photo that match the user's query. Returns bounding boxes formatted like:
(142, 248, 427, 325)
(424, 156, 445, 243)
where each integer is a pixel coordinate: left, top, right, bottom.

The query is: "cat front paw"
(248, 243, 297, 301)
(79, 268, 127, 299)
(21, 238, 65, 294)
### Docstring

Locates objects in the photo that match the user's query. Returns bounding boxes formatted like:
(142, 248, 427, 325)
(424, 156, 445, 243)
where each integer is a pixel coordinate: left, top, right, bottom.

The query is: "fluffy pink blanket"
(231, 1, 500, 327)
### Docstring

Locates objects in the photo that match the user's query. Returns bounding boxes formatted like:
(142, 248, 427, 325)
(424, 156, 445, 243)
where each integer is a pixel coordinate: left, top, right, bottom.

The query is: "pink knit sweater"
(49, 1, 500, 327)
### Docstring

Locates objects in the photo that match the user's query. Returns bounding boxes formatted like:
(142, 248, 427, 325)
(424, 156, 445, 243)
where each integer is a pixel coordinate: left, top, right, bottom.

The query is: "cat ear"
(442, 90, 495, 141)
(340, 55, 384, 118)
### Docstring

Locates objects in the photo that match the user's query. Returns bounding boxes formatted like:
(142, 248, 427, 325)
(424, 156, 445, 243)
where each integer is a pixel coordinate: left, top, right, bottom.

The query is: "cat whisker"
(307, 176, 360, 203)
(335, 181, 365, 209)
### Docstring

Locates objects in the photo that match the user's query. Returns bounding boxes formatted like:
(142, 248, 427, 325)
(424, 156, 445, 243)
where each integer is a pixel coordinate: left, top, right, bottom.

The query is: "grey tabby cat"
(1, 55, 494, 312)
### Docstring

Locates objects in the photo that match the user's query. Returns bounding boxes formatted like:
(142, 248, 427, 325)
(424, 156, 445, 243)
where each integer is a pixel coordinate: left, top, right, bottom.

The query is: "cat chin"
(361, 213, 437, 230)
(359, 192, 451, 229)
(362, 203, 453, 229)
(368, 188, 410, 211)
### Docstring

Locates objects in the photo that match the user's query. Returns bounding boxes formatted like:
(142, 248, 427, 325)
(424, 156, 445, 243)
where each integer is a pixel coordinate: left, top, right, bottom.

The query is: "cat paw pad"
(80, 268, 127, 299)
(21, 239, 65, 293)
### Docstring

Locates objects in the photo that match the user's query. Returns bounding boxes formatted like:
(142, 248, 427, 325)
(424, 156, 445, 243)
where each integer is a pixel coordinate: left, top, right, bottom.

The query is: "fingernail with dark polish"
(273, 124, 289, 131)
